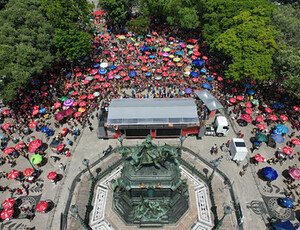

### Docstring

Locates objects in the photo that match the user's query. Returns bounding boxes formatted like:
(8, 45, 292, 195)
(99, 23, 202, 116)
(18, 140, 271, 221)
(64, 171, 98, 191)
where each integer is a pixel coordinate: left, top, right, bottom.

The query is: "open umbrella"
(23, 168, 34, 177)
(292, 139, 300, 145)
(229, 98, 236, 104)
(265, 107, 272, 113)
(2, 123, 10, 130)
(47, 171, 57, 180)
(236, 96, 244, 101)
(254, 154, 264, 162)
(202, 83, 211, 89)
(3, 147, 14, 154)
(8, 170, 19, 179)
(256, 116, 264, 122)
(288, 168, 300, 180)
(29, 121, 37, 128)
(245, 108, 253, 114)
(28, 139, 42, 153)
(36, 201, 48, 212)
(245, 101, 252, 108)
(30, 154, 42, 165)
(276, 124, 289, 134)
(280, 115, 288, 121)
(1, 208, 14, 219)
(255, 133, 268, 142)
(263, 167, 278, 180)
(274, 220, 296, 230)
(55, 112, 65, 121)
(283, 147, 293, 155)
(64, 108, 74, 116)
(192, 59, 205, 67)
(269, 115, 278, 121)
(274, 129, 283, 135)
(15, 143, 24, 150)
(190, 71, 199, 78)
(271, 134, 284, 143)
(56, 144, 64, 152)
(241, 114, 253, 122)
(281, 198, 294, 208)
(257, 124, 266, 130)
(41, 127, 49, 133)
(185, 88, 192, 94)
(63, 99, 74, 107)
(2, 198, 15, 208)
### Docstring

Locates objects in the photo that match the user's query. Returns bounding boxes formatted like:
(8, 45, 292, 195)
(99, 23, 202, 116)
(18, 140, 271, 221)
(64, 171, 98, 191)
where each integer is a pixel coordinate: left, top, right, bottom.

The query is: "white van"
(229, 138, 248, 162)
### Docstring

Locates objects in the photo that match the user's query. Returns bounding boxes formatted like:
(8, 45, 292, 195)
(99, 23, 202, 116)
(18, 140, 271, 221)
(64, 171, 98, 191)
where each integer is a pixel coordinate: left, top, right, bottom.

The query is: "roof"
(194, 90, 224, 111)
(107, 98, 200, 126)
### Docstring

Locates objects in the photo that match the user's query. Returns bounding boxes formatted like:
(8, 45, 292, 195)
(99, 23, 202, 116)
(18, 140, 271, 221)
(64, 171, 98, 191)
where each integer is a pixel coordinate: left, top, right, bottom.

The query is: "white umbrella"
(100, 62, 108, 68)
(155, 76, 162, 80)
(93, 92, 100, 97)
(114, 75, 121, 79)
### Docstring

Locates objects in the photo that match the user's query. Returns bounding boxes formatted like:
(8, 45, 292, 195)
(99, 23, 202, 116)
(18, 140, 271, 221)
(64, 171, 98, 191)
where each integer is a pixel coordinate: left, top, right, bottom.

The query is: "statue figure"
(134, 199, 169, 221)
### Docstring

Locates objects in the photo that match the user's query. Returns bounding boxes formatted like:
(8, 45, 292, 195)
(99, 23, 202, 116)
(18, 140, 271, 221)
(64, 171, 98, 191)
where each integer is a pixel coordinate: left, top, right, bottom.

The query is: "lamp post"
(70, 204, 90, 230)
(82, 158, 94, 180)
(117, 135, 124, 148)
(179, 134, 186, 157)
(214, 206, 232, 230)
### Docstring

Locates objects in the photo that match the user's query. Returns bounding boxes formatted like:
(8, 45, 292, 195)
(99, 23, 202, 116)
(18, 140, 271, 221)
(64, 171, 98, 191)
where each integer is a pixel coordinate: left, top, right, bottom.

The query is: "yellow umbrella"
(169, 55, 174, 59)
(78, 107, 86, 113)
(173, 58, 181, 62)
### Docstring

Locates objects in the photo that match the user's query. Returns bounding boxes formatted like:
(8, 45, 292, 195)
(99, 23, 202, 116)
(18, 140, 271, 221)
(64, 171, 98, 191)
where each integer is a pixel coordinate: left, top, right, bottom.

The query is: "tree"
(126, 16, 150, 35)
(0, 0, 56, 102)
(54, 29, 92, 61)
(99, 0, 128, 26)
(39, 0, 93, 30)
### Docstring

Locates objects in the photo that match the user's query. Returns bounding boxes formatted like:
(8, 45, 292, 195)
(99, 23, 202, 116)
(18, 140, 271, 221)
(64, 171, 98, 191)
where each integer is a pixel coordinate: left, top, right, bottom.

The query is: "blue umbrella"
(110, 65, 116, 70)
(272, 103, 285, 109)
(244, 83, 252, 89)
(129, 71, 137, 78)
(192, 59, 205, 67)
(98, 68, 107, 75)
(263, 167, 278, 180)
(149, 55, 155, 59)
(200, 68, 207, 73)
(92, 63, 100, 68)
(47, 129, 54, 136)
(140, 46, 148, 52)
(247, 89, 255, 95)
(273, 129, 283, 135)
(271, 134, 285, 143)
(97, 46, 103, 50)
(107, 29, 111, 32)
(190, 71, 199, 78)
(65, 72, 71, 78)
(277, 124, 289, 134)
(41, 127, 49, 133)
(39, 108, 46, 113)
(202, 83, 211, 89)
(176, 51, 183, 55)
(274, 220, 296, 230)
(281, 198, 294, 208)
(145, 72, 152, 77)
(185, 88, 192, 94)
(206, 77, 213, 81)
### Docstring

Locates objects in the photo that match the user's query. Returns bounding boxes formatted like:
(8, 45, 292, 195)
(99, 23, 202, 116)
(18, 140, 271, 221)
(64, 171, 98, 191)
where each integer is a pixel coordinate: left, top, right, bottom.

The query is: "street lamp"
(214, 206, 232, 230)
(70, 204, 90, 230)
(117, 135, 124, 148)
(82, 158, 94, 180)
(179, 134, 186, 157)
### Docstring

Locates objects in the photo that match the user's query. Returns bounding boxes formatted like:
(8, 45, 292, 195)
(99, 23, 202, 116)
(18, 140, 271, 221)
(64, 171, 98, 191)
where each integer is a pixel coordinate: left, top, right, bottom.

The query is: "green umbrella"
(31, 154, 43, 165)
(163, 48, 171, 52)
(149, 46, 157, 50)
(118, 35, 126, 40)
(130, 38, 136, 42)
(255, 133, 268, 143)
(188, 50, 194, 54)
(251, 99, 259, 106)
(60, 97, 67, 102)
(138, 35, 144, 39)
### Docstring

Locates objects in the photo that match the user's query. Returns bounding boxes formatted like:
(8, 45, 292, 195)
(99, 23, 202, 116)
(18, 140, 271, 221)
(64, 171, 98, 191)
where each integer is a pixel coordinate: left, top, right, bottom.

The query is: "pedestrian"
(239, 170, 246, 176)
(59, 163, 65, 171)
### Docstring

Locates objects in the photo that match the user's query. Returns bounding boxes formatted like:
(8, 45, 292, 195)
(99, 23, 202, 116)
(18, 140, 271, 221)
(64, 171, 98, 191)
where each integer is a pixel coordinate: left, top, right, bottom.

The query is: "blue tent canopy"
(192, 59, 205, 67)
(263, 167, 278, 180)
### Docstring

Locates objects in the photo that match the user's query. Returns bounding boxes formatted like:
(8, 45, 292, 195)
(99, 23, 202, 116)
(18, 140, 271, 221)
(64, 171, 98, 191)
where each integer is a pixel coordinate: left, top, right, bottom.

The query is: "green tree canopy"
(0, 0, 56, 101)
(99, 0, 128, 26)
(126, 16, 150, 35)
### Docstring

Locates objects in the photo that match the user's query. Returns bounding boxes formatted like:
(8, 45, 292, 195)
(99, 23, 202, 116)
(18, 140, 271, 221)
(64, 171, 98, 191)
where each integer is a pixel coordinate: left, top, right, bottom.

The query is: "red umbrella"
(71, 91, 78, 96)
(83, 80, 89, 85)
(236, 95, 244, 101)
(65, 83, 72, 89)
(32, 109, 39, 115)
(269, 115, 278, 121)
(98, 77, 105, 82)
(280, 115, 288, 121)
(36, 201, 48, 212)
(103, 83, 110, 88)
(28, 139, 42, 153)
(88, 94, 95, 99)
(47, 171, 57, 180)
(54, 102, 61, 109)
(229, 98, 236, 104)
(245, 101, 252, 108)
(289, 168, 300, 180)
(120, 72, 127, 77)
(79, 101, 86, 107)
(124, 77, 130, 81)
(283, 147, 293, 155)
(156, 69, 162, 73)
(202, 56, 208, 60)
(241, 114, 253, 122)
(218, 83, 225, 89)
(74, 112, 82, 117)
(55, 112, 65, 121)
(292, 139, 300, 145)
(64, 108, 74, 116)
(254, 154, 264, 162)
(245, 108, 253, 114)
(2, 123, 10, 130)
(2, 198, 15, 208)
(265, 107, 272, 113)
(56, 144, 64, 152)
(3, 147, 14, 154)
(15, 143, 24, 150)
(167, 62, 174, 66)
(8, 170, 19, 179)
(217, 76, 223, 81)
(257, 124, 266, 130)
(2, 110, 10, 115)
(192, 78, 198, 82)
(256, 116, 264, 122)
(23, 168, 34, 177)
(1, 208, 14, 219)
(293, 106, 300, 112)
(80, 95, 87, 100)
(93, 85, 100, 90)
(29, 121, 37, 128)
(162, 72, 168, 77)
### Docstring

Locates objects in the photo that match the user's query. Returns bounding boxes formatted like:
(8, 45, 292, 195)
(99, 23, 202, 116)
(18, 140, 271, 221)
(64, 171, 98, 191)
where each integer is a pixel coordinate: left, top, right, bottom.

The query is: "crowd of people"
(0, 10, 298, 227)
